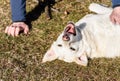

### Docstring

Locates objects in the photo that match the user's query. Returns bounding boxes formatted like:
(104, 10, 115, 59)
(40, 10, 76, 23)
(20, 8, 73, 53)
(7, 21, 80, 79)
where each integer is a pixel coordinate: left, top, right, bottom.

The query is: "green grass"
(0, 0, 120, 81)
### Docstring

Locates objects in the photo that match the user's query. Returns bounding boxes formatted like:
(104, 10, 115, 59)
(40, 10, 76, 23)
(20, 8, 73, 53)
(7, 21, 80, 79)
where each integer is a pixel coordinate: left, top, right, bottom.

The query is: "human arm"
(5, 0, 29, 36)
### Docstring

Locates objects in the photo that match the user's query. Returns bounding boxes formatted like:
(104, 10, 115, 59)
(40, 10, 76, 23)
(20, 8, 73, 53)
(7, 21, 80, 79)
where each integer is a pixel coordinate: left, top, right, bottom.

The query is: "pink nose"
(62, 34, 70, 41)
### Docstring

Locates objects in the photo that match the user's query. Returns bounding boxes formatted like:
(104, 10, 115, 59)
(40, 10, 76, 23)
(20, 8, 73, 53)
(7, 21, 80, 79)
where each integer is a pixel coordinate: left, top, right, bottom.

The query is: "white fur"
(42, 3, 120, 66)
(89, 3, 112, 14)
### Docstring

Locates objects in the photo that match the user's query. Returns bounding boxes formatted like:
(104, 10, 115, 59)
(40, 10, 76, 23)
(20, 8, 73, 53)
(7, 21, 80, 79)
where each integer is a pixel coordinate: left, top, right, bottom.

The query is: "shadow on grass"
(26, 0, 59, 29)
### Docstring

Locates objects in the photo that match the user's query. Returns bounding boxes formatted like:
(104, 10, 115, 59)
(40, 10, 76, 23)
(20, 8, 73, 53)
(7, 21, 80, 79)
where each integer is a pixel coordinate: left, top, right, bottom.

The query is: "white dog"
(42, 3, 120, 66)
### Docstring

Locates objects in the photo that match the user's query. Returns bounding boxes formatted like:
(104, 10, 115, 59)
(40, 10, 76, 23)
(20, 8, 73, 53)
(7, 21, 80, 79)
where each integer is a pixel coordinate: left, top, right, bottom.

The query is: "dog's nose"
(62, 34, 70, 41)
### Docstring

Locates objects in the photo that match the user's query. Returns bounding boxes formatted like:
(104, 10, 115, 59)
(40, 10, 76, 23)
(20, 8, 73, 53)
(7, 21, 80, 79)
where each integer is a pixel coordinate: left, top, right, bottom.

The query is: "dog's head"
(42, 22, 88, 66)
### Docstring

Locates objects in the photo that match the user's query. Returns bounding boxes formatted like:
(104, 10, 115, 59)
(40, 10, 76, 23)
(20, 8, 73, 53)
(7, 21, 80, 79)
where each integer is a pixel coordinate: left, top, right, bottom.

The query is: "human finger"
(10, 26, 16, 37)
(116, 15, 120, 24)
(15, 27, 20, 36)
(24, 26, 29, 34)
(110, 17, 116, 24)
(7, 26, 13, 36)
(5, 26, 9, 34)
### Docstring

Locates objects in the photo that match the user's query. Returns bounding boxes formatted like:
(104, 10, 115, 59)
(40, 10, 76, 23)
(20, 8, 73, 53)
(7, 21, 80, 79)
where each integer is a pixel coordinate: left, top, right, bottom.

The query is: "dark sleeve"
(10, 0, 26, 22)
(112, 0, 120, 8)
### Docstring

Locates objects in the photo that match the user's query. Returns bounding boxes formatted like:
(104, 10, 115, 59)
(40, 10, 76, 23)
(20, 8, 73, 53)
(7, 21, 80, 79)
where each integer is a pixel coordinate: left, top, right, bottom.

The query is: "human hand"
(5, 22, 29, 36)
(110, 6, 120, 24)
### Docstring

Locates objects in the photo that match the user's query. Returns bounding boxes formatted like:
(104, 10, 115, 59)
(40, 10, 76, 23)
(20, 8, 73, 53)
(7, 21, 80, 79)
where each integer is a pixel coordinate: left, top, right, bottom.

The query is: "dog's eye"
(70, 47, 76, 51)
(58, 44, 62, 47)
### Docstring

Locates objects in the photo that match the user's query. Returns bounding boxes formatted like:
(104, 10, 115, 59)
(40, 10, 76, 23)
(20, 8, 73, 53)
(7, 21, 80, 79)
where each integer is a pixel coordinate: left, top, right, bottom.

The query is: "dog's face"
(42, 22, 88, 66)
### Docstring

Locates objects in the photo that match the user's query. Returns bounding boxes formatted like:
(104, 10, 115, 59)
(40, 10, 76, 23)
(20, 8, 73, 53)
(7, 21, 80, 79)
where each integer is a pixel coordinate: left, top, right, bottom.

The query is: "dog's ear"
(42, 45, 58, 63)
(74, 54, 88, 66)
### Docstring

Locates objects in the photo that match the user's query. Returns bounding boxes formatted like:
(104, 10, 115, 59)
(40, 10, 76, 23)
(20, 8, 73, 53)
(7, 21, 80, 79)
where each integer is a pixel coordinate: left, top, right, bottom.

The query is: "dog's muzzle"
(62, 25, 76, 41)
(62, 34, 70, 41)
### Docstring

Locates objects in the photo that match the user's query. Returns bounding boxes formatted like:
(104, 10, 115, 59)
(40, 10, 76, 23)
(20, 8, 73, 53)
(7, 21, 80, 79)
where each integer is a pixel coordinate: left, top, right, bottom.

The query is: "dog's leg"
(44, 0, 52, 20)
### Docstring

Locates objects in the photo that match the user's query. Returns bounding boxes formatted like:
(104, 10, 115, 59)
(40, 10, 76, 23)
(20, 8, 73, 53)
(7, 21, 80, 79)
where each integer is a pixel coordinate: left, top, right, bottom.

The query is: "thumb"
(24, 26, 29, 34)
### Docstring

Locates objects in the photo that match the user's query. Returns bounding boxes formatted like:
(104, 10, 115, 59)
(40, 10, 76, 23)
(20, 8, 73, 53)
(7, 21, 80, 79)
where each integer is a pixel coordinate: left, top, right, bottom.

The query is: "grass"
(0, 0, 120, 81)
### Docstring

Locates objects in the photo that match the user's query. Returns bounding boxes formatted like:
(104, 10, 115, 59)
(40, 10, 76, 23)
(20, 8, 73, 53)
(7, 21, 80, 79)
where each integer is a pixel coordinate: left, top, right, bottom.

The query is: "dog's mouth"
(62, 23, 76, 41)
